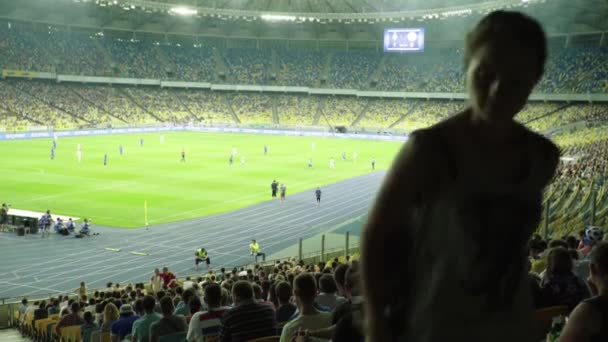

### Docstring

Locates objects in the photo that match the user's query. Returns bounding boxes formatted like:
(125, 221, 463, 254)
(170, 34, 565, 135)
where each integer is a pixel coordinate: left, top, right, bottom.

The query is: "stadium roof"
(0, 0, 606, 43)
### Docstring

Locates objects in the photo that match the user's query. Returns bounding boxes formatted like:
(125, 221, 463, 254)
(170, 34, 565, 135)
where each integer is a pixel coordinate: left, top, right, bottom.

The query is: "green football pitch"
(0, 132, 403, 227)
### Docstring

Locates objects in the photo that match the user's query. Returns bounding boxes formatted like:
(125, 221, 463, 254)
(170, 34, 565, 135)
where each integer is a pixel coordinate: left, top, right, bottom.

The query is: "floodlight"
(260, 14, 296, 21)
(169, 6, 198, 16)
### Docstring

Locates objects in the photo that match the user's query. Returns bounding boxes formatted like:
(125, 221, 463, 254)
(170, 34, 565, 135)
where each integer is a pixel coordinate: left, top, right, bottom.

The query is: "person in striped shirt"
(187, 283, 229, 342)
(219, 281, 276, 342)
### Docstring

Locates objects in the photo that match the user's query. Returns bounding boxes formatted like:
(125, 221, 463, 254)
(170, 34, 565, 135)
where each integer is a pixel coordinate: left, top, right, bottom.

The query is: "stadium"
(0, 0, 607, 340)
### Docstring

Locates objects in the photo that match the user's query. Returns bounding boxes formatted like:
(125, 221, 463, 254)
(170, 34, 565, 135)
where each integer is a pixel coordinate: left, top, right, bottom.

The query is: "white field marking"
(32, 174, 377, 261)
(0, 243, 114, 268)
(211, 201, 370, 256)
(9, 250, 125, 282)
(95, 197, 371, 286)
(130, 176, 378, 250)
(122, 173, 379, 245)
(147, 171, 374, 223)
(0, 249, 117, 276)
(195, 202, 370, 270)
(92, 178, 377, 270)
(17, 196, 367, 296)
(19, 254, 169, 296)
(19, 181, 136, 205)
(0, 280, 63, 294)
(181, 199, 370, 258)
(10, 173, 381, 295)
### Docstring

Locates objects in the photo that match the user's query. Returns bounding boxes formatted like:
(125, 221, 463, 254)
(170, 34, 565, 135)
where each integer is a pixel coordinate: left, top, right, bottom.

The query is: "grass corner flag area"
(1, 132, 402, 228)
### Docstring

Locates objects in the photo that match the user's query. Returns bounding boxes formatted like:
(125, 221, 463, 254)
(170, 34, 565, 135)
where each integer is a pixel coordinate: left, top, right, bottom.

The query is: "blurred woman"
(560, 242, 608, 341)
(540, 247, 589, 309)
(100, 303, 119, 333)
(361, 10, 559, 342)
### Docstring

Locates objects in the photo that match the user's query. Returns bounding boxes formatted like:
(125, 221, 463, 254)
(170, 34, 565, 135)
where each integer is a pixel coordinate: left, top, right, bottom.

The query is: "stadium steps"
(312, 96, 324, 125)
(92, 38, 115, 74)
(316, 97, 336, 129)
(320, 52, 334, 87)
(223, 96, 241, 124)
(172, 90, 201, 121)
(119, 88, 165, 122)
(548, 187, 571, 219)
(213, 49, 229, 83)
(271, 96, 279, 124)
(522, 103, 575, 131)
(154, 45, 174, 78)
(351, 99, 372, 127)
(65, 85, 128, 124)
(270, 49, 279, 85)
(369, 54, 388, 89)
(9, 81, 92, 125)
(388, 100, 420, 129)
(551, 186, 580, 221)
(558, 59, 608, 93)
(0, 104, 45, 126)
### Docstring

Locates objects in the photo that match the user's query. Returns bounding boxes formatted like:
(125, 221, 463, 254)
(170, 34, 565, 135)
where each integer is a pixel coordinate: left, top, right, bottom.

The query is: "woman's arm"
(558, 302, 597, 342)
(361, 132, 440, 342)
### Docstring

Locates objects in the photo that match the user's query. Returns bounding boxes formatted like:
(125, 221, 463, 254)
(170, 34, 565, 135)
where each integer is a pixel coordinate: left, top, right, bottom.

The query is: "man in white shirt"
(150, 268, 162, 294)
(314, 274, 347, 311)
(280, 273, 332, 342)
(182, 277, 194, 290)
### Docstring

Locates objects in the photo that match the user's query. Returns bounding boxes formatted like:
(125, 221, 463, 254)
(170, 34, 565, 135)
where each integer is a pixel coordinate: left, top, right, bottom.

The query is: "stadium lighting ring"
(95, 0, 544, 22)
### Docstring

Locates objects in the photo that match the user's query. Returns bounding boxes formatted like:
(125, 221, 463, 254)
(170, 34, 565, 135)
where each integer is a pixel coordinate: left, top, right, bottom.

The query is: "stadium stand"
(11, 256, 364, 342)
(274, 95, 319, 126)
(1, 25, 607, 92)
(1, 7, 608, 341)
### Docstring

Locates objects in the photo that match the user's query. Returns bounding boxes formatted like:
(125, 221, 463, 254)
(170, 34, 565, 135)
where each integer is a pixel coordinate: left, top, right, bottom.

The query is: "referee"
(195, 247, 210, 270)
(315, 187, 322, 206)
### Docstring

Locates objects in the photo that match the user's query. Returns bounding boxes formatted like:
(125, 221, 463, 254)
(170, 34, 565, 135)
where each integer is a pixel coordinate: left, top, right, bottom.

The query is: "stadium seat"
(60, 325, 81, 342)
(34, 318, 52, 340)
(46, 322, 57, 341)
(534, 305, 569, 338)
(24, 313, 34, 335)
(90, 330, 100, 342)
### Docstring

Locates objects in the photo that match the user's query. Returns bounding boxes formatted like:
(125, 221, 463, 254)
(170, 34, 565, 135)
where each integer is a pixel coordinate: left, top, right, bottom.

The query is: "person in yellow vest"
(195, 247, 210, 270)
(249, 239, 266, 263)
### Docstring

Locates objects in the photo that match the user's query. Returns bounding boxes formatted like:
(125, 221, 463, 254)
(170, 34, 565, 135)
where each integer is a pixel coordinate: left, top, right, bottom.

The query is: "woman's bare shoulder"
(518, 124, 561, 163)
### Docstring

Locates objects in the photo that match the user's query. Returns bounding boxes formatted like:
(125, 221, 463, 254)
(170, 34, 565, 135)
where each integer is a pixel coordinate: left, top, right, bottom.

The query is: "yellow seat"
(43, 320, 58, 340)
(24, 313, 34, 334)
(49, 313, 60, 320)
(60, 325, 82, 342)
(35, 318, 53, 338)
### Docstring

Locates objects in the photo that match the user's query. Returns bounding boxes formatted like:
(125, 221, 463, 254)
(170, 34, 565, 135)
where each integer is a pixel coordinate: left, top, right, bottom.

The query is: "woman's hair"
(103, 303, 119, 323)
(464, 10, 547, 79)
(590, 241, 608, 276)
(546, 247, 573, 276)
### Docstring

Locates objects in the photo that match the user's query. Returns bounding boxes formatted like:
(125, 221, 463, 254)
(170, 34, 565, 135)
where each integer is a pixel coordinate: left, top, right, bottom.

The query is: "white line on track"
(4, 172, 382, 298)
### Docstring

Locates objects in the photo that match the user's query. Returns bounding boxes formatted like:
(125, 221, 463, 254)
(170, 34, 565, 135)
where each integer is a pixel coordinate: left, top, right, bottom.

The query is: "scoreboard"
(383, 28, 425, 53)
